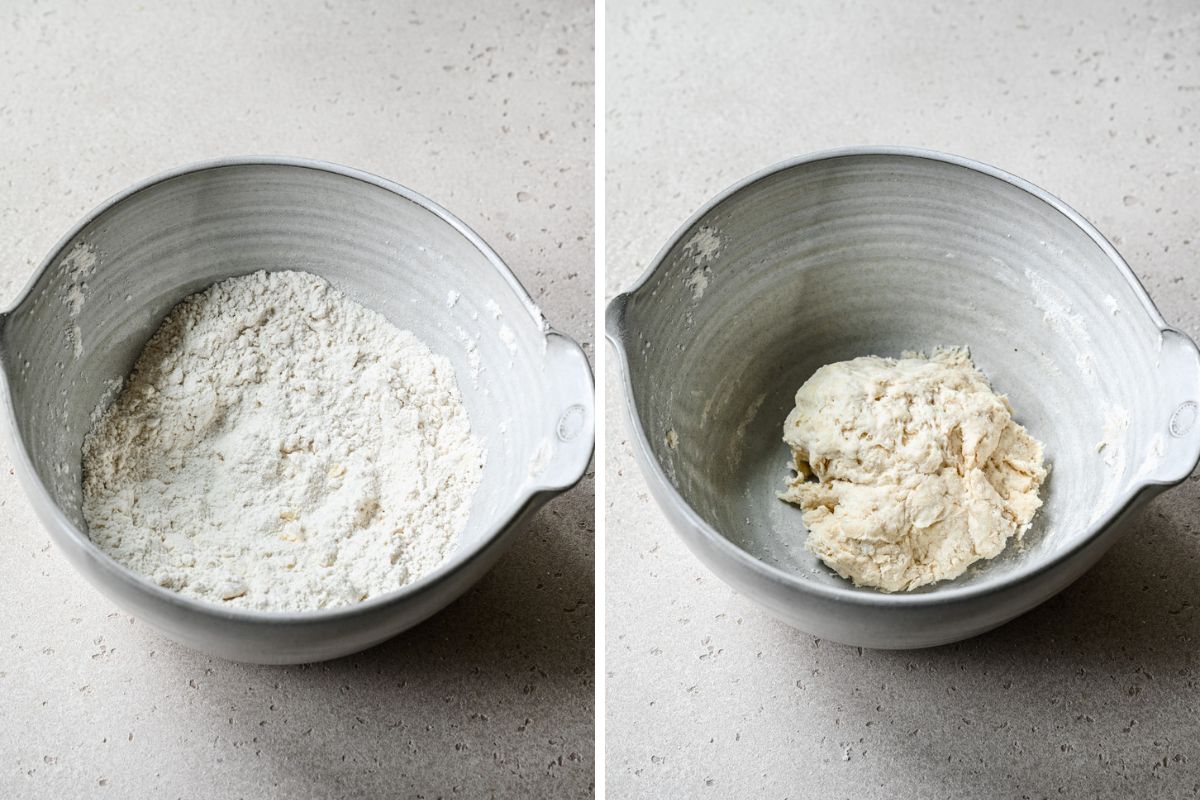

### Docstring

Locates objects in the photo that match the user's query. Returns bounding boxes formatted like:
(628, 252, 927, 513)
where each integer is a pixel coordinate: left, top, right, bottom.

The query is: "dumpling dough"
(779, 349, 1046, 592)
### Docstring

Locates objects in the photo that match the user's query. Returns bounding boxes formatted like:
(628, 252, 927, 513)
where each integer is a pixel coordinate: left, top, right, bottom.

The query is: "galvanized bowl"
(606, 146, 1200, 649)
(2, 157, 593, 664)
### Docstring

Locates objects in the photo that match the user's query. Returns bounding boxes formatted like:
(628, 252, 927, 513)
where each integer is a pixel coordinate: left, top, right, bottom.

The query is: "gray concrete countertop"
(606, 1, 1200, 797)
(0, 2, 593, 798)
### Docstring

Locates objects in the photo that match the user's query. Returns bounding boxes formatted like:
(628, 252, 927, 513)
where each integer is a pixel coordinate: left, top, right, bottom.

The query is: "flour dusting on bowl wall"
(606, 146, 1200, 649)
(0, 157, 594, 664)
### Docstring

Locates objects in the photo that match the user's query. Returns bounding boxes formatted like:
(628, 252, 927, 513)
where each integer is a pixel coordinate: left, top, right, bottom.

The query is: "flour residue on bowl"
(481, 298, 521, 366)
(699, 392, 719, 431)
(1024, 268, 1099, 385)
(90, 376, 125, 424)
(1133, 433, 1167, 484)
(682, 225, 722, 301)
(499, 324, 518, 356)
(454, 325, 483, 380)
(527, 439, 555, 477)
(728, 391, 767, 469)
(60, 242, 98, 359)
(683, 225, 722, 263)
(1093, 405, 1130, 524)
(1097, 406, 1130, 461)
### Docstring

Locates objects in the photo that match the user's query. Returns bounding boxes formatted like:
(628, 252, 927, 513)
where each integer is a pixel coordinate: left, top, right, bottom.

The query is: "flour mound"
(82, 270, 484, 612)
(779, 349, 1046, 592)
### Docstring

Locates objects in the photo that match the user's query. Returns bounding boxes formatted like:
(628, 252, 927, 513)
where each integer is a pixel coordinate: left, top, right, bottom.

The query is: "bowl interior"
(620, 153, 1172, 594)
(4, 162, 553, 563)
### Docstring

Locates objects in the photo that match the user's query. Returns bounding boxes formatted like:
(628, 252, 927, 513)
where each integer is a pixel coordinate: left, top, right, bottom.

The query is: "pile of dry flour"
(81, 270, 483, 612)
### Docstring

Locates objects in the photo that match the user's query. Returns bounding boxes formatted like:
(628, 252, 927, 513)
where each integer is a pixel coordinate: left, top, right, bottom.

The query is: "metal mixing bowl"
(1, 157, 593, 664)
(606, 146, 1200, 649)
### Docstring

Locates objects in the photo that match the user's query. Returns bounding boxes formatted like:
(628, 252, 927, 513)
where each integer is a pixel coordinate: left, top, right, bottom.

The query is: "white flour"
(61, 242, 98, 359)
(81, 270, 484, 612)
(682, 224, 721, 301)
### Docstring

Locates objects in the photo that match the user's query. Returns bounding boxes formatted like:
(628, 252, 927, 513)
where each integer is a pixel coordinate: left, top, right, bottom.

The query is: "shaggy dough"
(779, 349, 1046, 592)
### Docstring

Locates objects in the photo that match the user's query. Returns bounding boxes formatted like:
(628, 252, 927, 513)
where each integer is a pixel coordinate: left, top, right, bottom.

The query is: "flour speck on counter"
(81, 270, 484, 612)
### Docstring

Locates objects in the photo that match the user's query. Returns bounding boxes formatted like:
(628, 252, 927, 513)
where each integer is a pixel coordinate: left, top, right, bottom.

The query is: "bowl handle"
(1143, 328, 1200, 486)
(528, 330, 594, 494)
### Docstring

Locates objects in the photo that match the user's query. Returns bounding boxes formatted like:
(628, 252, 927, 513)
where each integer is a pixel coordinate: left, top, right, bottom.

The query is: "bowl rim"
(2, 155, 590, 624)
(606, 144, 1198, 608)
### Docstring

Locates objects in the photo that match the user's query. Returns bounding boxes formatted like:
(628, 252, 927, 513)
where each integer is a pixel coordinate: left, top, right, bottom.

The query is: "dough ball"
(779, 348, 1047, 592)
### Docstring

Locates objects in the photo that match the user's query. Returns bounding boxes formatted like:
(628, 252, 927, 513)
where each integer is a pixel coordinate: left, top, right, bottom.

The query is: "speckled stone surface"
(0, 2, 593, 798)
(606, 1, 1200, 797)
